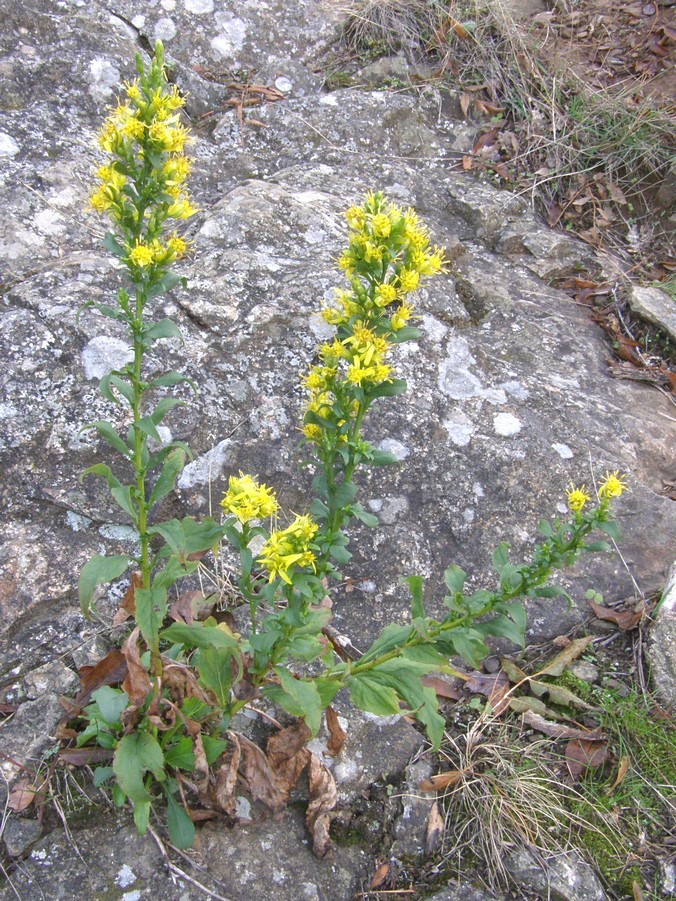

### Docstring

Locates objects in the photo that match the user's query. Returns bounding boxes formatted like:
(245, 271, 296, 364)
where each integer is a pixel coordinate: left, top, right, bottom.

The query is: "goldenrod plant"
(73, 42, 628, 849)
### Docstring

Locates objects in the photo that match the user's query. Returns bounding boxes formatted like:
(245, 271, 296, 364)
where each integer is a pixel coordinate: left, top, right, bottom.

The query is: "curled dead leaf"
(325, 705, 347, 756)
(565, 738, 610, 779)
(370, 861, 390, 890)
(539, 636, 595, 677)
(121, 627, 152, 708)
(420, 770, 466, 792)
(112, 571, 142, 626)
(607, 755, 631, 794)
(8, 778, 45, 812)
(306, 752, 337, 858)
(590, 600, 644, 631)
(426, 800, 445, 854)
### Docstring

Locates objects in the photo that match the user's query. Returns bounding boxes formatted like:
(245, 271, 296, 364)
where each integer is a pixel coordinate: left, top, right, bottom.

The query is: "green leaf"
(135, 587, 168, 648)
(161, 621, 240, 651)
(444, 564, 467, 594)
(445, 628, 488, 669)
(150, 397, 184, 425)
(134, 800, 151, 835)
(492, 542, 510, 573)
(151, 370, 196, 391)
(313, 678, 343, 708)
(531, 585, 567, 599)
(100, 373, 134, 407)
(79, 554, 130, 615)
(202, 735, 228, 766)
(83, 421, 132, 457)
(405, 576, 425, 619)
(136, 415, 162, 444)
(329, 544, 352, 564)
(499, 563, 523, 592)
(149, 447, 186, 507)
(584, 540, 611, 553)
(366, 378, 408, 400)
(92, 686, 129, 725)
(111, 484, 136, 518)
(148, 272, 187, 300)
(389, 326, 421, 343)
(93, 767, 115, 787)
(163, 737, 195, 771)
(309, 498, 330, 519)
(144, 318, 183, 342)
(198, 646, 235, 707)
(113, 732, 164, 803)
(538, 519, 554, 538)
(369, 449, 399, 467)
(350, 504, 379, 528)
(597, 520, 621, 542)
(166, 792, 195, 849)
(334, 480, 358, 507)
(103, 232, 126, 258)
(349, 673, 401, 717)
(274, 668, 323, 737)
(477, 613, 525, 648)
(361, 623, 415, 663)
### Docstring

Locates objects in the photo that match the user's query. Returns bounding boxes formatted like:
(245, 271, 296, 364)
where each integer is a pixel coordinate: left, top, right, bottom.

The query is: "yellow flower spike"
(374, 282, 398, 307)
(345, 206, 366, 231)
(398, 268, 420, 294)
(598, 471, 629, 500)
(167, 235, 188, 258)
(221, 472, 279, 524)
(566, 484, 591, 513)
(125, 81, 143, 103)
(259, 514, 319, 583)
(370, 212, 392, 239)
(167, 198, 198, 220)
(303, 423, 323, 443)
(391, 303, 413, 331)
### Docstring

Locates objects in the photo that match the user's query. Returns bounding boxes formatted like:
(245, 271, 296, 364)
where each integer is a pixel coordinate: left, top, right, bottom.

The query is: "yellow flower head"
(221, 472, 279, 524)
(302, 422, 323, 443)
(128, 241, 155, 267)
(167, 198, 198, 220)
(374, 282, 398, 307)
(259, 514, 318, 584)
(398, 268, 420, 294)
(566, 484, 591, 513)
(598, 471, 629, 500)
(391, 303, 413, 331)
(167, 235, 188, 257)
(370, 212, 391, 239)
(345, 206, 366, 231)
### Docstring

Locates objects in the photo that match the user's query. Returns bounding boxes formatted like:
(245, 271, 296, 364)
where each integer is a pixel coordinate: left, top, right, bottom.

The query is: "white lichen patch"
(82, 337, 133, 380)
(34, 208, 65, 235)
(66, 511, 92, 532)
(442, 410, 475, 447)
(379, 496, 409, 525)
(89, 58, 121, 100)
(501, 379, 529, 400)
(177, 439, 233, 489)
(552, 442, 574, 459)
(493, 412, 522, 436)
(211, 15, 247, 59)
(185, 0, 214, 12)
(98, 524, 139, 543)
(116, 865, 137, 888)
(154, 17, 177, 41)
(0, 132, 20, 157)
(378, 438, 409, 461)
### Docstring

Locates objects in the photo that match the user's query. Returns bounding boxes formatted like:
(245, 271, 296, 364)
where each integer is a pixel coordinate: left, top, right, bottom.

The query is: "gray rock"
(390, 756, 436, 859)
(0, 693, 64, 783)
(569, 661, 599, 684)
(23, 660, 79, 700)
(505, 847, 607, 901)
(626, 285, 676, 343)
(427, 881, 501, 900)
(648, 563, 676, 707)
(658, 858, 676, 896)
(358, 53, 411, 87)
(2, 817, 42, 858)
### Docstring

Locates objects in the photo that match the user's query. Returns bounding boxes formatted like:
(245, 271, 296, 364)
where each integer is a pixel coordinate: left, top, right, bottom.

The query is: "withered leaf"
(422, 674, 463, 700)
(169, 590, 217, 624)
(466, 670, 510, 713)
(565, 738, 610, 779)
(121, 628, 151, 708)
(306, 752, 337, 858)
(193, 732, 210, 795)
(325, 706, 347, 757)
(74, 649, 128, 710)
(8, 778, 44, 812)
(420, 770, 465, 792)
(607, 755, 631, 794)
(212, 735, 241, 818)
(0, 702, 17, 715)
(235, 732, 286, 812)
(112, 571, 142, 626)
(539, 636, 595, 677)
(370, 862, 390, 890)
(426, 800, 445, 854)
(508, 695, 561, 719)
(590, 601, 644, 631)
(59, 747, 113, 766)
(266, 720, 312, 799)
(522, 711, 604, 741)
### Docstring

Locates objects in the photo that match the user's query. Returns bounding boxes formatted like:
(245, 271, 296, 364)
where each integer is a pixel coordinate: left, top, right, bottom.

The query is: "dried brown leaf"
(121, 627, 151, 708)
(422, 674, 463, 700)
(325, 706, 346, 757)
(508, 695, 559, 718)
(370, 862, 390, 890)
(74, 649, 128, 711)
(306, 752, 337, 858)
(607, 755, 631, 793)
(212, 735, 241, 818)
(112, 571, 142, 626)
(59, 747, 113, 766)
(521, 711, 604, 740)
(565, 738, 610, 779)
(426, 800, 445, 854)
(539, 636, 595, 676)
(236, 732, 286, 812)
(420, 770, 465, 792)
(266, 721, 312, 798)
(169, 590, 217, 624)
(460, 92, 472, 117)
(466, 670, 510, 713)
(590, 601, 644, 631)
(8, 778, 42, 812)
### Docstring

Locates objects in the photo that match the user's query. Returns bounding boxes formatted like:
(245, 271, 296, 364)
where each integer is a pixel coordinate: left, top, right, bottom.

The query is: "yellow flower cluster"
(258, 515, 319, 584)
(90, 43, 196, 271)
(221, 473, 279, 524)
(598, 471, 629, 500)
(566, 484, 591, 513)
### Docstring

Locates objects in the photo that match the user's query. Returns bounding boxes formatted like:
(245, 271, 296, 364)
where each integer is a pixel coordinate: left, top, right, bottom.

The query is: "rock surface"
(1, 0, 674, 898)
(626, 284, 676, 343)
(648, 562, 676, 706)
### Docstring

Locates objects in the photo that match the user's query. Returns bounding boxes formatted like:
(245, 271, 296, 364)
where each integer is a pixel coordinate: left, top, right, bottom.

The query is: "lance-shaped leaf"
(81, 421, 132, 458)
(143, 318, 183, 342)
(113, 731, 164, 804)
(79, 554, 130, 616)
(149, 447, 186, 507)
